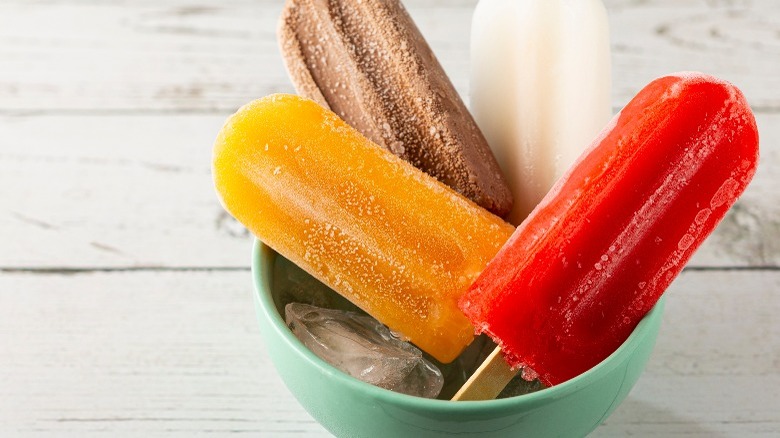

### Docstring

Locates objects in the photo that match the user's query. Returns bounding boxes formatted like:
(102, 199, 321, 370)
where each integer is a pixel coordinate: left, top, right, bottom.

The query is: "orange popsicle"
(213, 94, 514, 363)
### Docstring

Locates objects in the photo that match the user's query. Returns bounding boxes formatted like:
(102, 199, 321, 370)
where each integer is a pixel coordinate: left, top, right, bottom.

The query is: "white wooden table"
(1, 0, 778, 436)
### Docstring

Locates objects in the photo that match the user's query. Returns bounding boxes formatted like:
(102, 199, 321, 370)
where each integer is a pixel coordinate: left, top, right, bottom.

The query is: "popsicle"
(454, 73, 759, 398)
(471, 0, 612, 224)
(278, 0, 514, 217)
(213, 94, 515, 363)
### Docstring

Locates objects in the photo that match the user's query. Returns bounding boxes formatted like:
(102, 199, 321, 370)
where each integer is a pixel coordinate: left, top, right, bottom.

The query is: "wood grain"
(0, 114, 249, 269)
(0, 0, 778, 113)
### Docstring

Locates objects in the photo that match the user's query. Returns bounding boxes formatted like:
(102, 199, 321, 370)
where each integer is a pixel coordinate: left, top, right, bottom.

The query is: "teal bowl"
(252, 241, 664, 437)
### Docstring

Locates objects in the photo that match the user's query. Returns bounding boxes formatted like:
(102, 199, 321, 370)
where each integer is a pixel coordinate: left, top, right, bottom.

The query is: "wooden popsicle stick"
(451, 346, 518, 401)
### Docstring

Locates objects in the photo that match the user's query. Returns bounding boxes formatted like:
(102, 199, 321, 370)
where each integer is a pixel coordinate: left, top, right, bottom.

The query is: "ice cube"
(285, 303, 444, 398)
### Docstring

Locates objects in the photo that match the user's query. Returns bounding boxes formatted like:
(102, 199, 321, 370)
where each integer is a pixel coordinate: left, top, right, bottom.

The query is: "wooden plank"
(0, 0, 778, 113)
(0, 114, 248, 268)
(1, 113, 777, 269)
(0, 269, 776, 436)
(0, 270, 328, 436)
(0, 114, 780, 268)
(595, 269, 780, 437)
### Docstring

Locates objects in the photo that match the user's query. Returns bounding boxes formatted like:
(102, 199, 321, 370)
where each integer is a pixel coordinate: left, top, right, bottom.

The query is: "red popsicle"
(458, 73, 759, 387)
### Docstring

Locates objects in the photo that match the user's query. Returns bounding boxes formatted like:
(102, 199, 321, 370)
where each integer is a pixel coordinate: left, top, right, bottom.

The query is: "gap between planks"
(1, 105, 779, 117)
(2, 265, 779, 275)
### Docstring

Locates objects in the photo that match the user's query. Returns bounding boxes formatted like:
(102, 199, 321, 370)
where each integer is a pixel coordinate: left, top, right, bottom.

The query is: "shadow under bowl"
(252, 241, 663, 438)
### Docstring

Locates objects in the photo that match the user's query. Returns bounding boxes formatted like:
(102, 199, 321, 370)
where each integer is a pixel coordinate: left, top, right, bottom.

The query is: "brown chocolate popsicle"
(278, 0, 513, 217)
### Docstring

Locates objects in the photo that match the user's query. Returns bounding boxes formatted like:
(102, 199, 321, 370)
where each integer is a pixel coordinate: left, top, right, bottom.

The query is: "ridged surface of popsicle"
(214, 94, 515, 363)
(460, 73, 759, 385)
(278, 0, 513, 217)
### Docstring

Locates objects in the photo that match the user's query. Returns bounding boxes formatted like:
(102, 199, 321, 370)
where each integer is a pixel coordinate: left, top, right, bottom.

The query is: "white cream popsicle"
(470, 0, 612, 224)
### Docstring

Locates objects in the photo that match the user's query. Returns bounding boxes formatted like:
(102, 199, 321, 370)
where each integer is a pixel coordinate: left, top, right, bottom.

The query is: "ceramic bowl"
(252, 241, 663, 438)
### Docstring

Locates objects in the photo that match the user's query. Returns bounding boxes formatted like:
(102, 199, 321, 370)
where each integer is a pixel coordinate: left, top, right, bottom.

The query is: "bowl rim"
(252, 239, 664, 413)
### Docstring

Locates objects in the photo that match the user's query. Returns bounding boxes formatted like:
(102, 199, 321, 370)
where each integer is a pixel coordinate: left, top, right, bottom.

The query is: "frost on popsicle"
(213, 93, 514, 363)
(285, 303, 444, 399)
(459, 73, 759, 386)
(278, 0, 513, 217)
